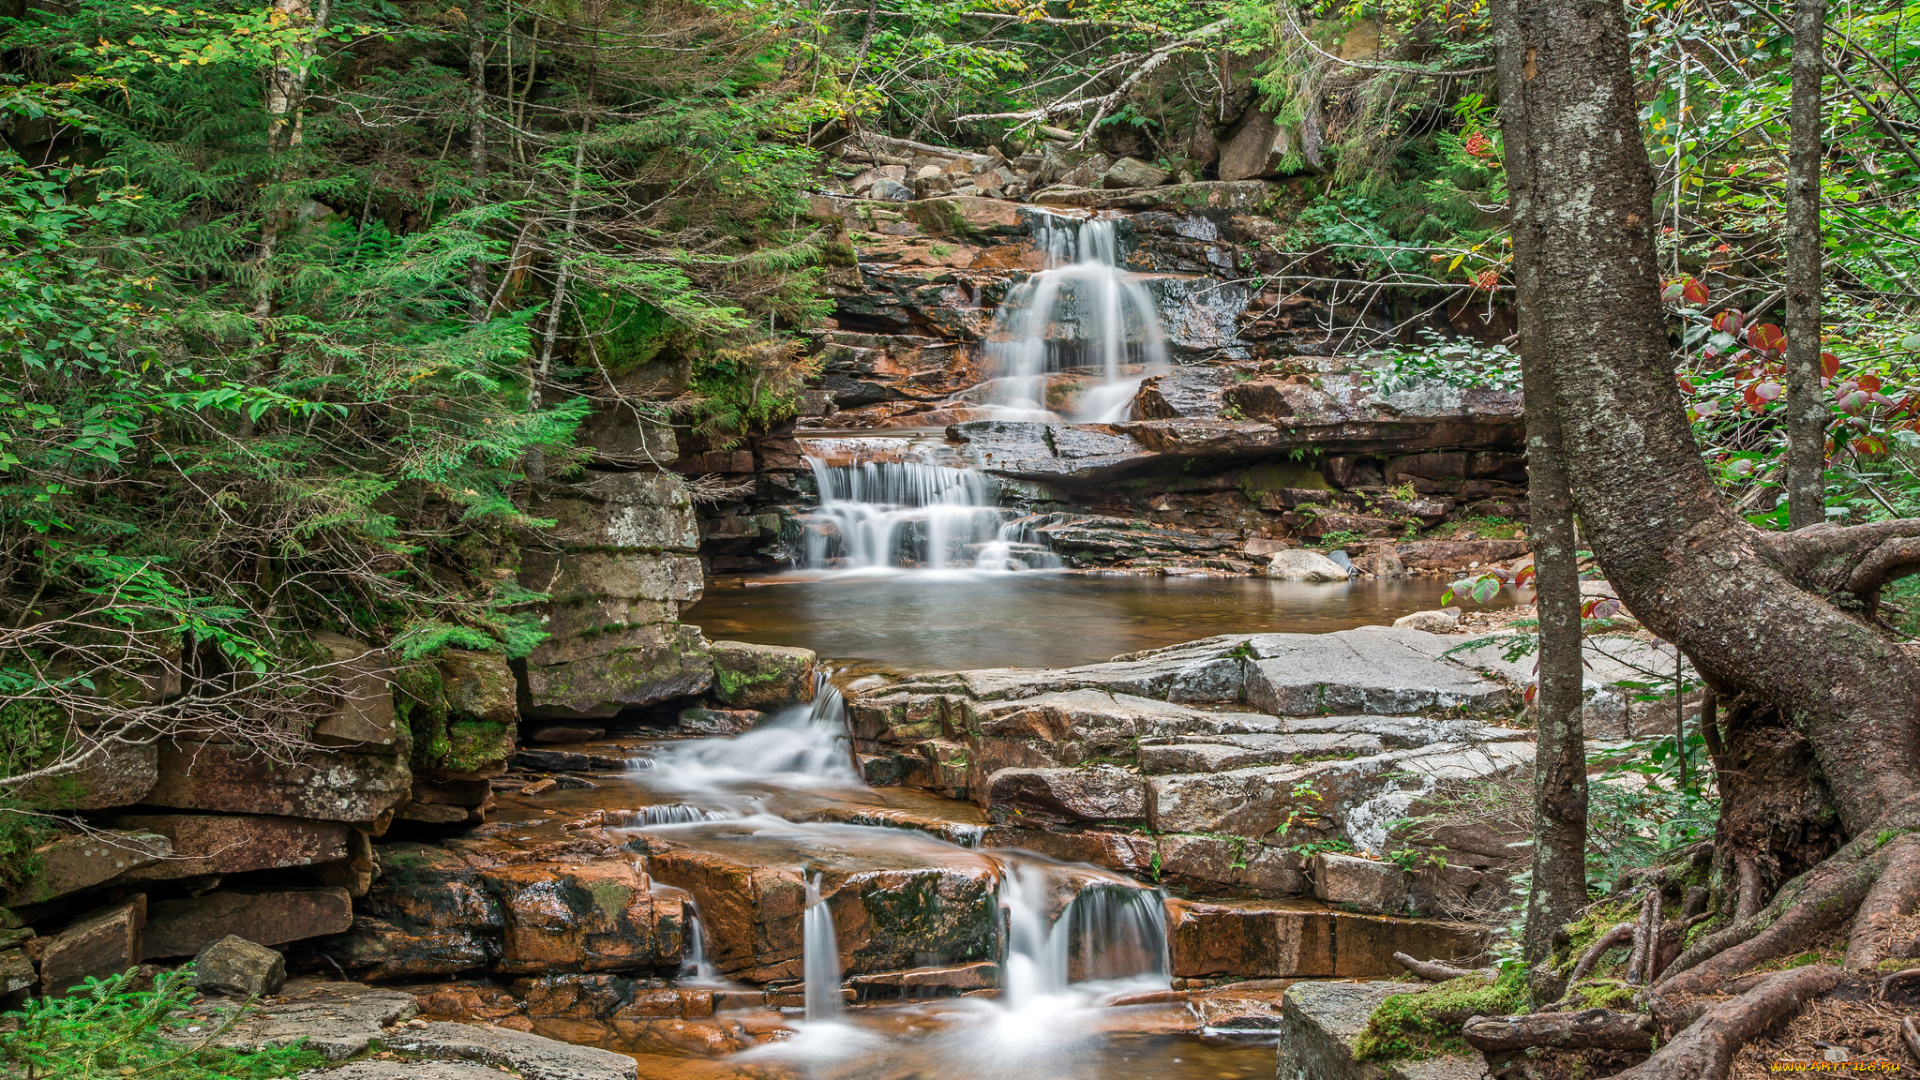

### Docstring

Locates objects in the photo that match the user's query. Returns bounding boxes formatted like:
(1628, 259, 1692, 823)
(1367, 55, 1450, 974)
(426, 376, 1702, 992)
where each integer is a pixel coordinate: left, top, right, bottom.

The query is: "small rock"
(519, 778, 557, 796)
(528, 723, 606, 744)
(1325, 549, 1358, 576)
(1267, 550, 1349, 582)
(193, 935, 287, 998)
(1370, 547, 1409, 579)
(870, 178, 912, 201)
(1393, 608, 1460, 634)
(1102, 156, 1171, 189)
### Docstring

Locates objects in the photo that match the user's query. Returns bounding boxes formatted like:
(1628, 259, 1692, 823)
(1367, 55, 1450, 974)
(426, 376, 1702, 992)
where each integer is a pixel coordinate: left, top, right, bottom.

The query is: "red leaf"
(1753, 381, 1781, 402)
(1858, 373, 1883, 393)
(1514, 565, 1537, 586)
(1839, 389, 1869, 414)
(1682, 278, 1710, 305)
(1853, 435, 1888, 457)
(1748, 323, 1786, 353)
(1821, 352, 1840, 380)
(1661, 279, 1685, 303)
(1713, 309, 1745, 336)
(1676, 375, 1696, 394)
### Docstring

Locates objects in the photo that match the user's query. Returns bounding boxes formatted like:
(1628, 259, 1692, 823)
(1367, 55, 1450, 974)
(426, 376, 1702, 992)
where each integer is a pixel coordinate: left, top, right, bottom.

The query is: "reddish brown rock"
(1331, 911, 1490, 977)
(309, 633, 405, 752)
(114, 814, 350, 880)
(1165, 898, 1334, 979)
(142, 887, 353, 959)
(489, 859, 683, 974)
(42, 895, 146, 995)
(146, 741, 411, 824)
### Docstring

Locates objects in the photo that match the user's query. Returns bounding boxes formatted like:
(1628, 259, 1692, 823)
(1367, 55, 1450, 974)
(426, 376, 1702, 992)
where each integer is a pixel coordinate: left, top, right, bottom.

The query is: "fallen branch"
(953, 18, 1230, 129)
(1393, 952, 1480, 981)
(1461, 1009, 1657, 1053)
(1569, 923, 1636, 983)
(1614, 965, 1840, 1080)
(1628, 886, 1664, 985)
(1904, 1016, 1920, 1064)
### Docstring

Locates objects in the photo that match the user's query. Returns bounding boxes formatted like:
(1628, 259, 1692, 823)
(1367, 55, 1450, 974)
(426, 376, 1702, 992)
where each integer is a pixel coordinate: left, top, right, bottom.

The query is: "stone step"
(1166, 898, 1490, 980)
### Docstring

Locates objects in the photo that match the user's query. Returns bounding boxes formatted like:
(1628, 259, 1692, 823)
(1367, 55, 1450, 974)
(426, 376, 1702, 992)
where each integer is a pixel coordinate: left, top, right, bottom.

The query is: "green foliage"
(1585, 735, 1717, 894)
(1371, 331, 1524, 395)
(0, 967, 324, 1080)
(1353, 968, 1528, 1063)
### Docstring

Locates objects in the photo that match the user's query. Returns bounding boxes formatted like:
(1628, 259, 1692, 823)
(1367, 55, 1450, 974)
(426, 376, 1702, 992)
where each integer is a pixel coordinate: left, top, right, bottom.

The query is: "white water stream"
(984, 215, 1169, 423)
(802, 457, 1061, 572)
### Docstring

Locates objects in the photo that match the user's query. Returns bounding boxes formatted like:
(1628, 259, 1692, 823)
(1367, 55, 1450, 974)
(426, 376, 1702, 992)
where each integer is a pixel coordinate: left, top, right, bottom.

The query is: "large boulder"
(1276, 980, 1491, 1080)
(1103, 156, 1170, 189)
(1267, 550, 1348, 581)
(522, 623, 714, 719)
(207, 978, 419, 1062)
(708, 641, 817, 711)
(985, 766, 1147, 825)
(1217, 108, 1300, 182)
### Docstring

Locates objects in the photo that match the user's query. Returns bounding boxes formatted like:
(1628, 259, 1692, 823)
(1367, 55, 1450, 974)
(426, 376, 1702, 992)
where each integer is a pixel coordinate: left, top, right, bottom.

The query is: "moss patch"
(1353, 968, 1528, 1063)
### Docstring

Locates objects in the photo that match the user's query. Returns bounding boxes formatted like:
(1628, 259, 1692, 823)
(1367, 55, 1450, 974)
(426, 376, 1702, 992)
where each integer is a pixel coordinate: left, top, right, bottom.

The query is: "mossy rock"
(1352, 969, 1527, 1064)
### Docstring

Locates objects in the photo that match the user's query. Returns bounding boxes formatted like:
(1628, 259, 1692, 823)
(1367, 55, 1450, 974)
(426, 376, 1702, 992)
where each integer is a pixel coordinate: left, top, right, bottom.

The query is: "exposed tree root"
(1461, 1009, 1656, 1053)
(1876, 968, 1920, 1001)
(1844, 834, 1920, 971)
(1614, 964, 1840, 1080)
(1392, 952, 1481, 981)
(1627, 887, 1663, 984)
(1658, 829, 1890, 998)
(1569, 923, 1635, 983)
(1904, 1016, 1920, 1064)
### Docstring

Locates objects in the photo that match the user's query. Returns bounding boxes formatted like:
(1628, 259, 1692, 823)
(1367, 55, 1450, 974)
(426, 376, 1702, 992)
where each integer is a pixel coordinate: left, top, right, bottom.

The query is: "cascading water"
(803, 873, 845, 1022)
(642, 678, 859, 801)
(985, 215, 1169, 423)
(680, 910, 718, 982)
(803, 457, 1062, 572)
(998, 863, 1170, 1011)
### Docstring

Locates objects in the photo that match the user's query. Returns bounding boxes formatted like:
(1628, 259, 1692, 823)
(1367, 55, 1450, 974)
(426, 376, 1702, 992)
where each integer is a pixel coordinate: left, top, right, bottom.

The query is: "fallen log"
(1393, 952, 1482, 982)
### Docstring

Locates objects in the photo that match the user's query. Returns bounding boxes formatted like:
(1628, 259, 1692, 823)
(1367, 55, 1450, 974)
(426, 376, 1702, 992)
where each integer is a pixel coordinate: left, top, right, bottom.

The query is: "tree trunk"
(1491, 0, 1920, 1060)
(466, 0, 490, 323)
(1784, 0, 1826, 529)
(1496, 0, 1588, 1009)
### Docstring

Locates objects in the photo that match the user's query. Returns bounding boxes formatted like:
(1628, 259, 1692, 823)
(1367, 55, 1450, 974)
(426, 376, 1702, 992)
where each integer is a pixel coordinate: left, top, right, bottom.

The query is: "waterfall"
(644, 681, 860, 795)
(997, 863, 1169, 1009)
(681, 909, 718, 982)
(803, 457, 1062, 572)
(803, 873, 844, 1021)
(985, 215, 1169, 424)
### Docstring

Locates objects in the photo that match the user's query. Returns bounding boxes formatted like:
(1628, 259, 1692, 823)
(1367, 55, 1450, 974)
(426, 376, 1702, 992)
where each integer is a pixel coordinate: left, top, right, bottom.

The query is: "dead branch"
(1616, 965, 1840, 1080)
(1393, 952, 1481, 981)
(1904, 1016, 1920, 1063)
(1628, 887, 1663, 984)
(683, 473, 757, 503)
(952, 19, 1231, 128)
(1461, 1009, 1657, 1053)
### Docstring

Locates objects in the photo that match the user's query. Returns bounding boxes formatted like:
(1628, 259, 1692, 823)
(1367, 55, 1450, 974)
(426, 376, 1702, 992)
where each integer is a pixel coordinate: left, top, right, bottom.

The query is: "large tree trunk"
(1491, 0, 1920, 1049)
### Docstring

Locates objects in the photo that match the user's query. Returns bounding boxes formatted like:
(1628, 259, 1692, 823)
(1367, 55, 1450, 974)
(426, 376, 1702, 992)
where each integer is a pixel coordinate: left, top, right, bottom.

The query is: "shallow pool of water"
(685, 571, 1526, 671)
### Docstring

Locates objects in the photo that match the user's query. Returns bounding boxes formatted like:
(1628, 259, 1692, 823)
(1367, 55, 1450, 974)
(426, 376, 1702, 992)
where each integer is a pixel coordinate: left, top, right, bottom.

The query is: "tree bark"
(1784, 0, 1826, 529)
(1491, 0, 1920, 1065)
(466, 0, 490, 323)
(1494, 0, 1587, 1009)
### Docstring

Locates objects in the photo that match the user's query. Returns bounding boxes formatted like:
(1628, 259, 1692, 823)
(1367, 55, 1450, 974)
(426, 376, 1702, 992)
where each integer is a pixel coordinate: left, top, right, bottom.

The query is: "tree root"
(1461, 1009, 1656, 1053)
(1904, 1016, 1920, 1064)
(1876, 968, 1920, 1001)
(1614, 964, 1841, 1080)
(1658, 830, 1887, 997)
(1844, 833, 1920, 971)
(1569, 923, 1635, 983)
(1627, 887, 1663, 984)
(1392, 952, 1481, 981)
